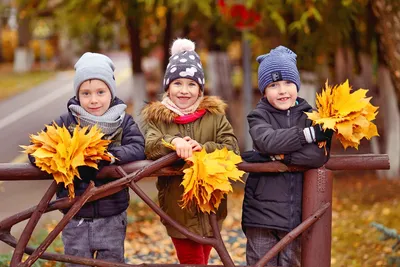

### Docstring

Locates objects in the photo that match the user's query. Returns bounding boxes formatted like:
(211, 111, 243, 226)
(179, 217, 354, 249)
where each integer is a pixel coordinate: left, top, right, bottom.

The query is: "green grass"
(0, 71, 55, 100)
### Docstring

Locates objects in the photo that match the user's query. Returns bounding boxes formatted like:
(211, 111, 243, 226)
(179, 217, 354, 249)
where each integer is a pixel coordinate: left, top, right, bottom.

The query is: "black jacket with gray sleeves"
(242, 97, 329, 232)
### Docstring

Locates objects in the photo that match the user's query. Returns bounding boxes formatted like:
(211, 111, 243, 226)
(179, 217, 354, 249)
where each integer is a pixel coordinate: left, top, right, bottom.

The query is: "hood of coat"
(257, 96, 312, 114)
(141, 96, 227, 123)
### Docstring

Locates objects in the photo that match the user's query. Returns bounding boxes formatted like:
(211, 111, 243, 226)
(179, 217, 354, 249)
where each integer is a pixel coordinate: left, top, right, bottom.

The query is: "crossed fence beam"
(0, 154, 390, 267)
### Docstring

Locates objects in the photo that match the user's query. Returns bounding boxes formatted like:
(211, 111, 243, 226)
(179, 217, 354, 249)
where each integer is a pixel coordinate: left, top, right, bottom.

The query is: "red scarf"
(174, 109, 207, 124)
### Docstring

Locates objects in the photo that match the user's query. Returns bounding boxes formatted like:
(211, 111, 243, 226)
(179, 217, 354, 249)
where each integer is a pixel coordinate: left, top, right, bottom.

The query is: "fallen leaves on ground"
(21, 123, 113, 198)
(124, 190, 246, 265)
(331, 173, 400, 266)
(125, 175, 400, 266)
(3, 174, 399, 266)
(305, 80, 379, 149)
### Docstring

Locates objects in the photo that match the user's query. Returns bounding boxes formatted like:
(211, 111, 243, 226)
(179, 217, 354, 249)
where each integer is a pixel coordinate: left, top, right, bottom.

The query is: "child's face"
(263, 80, 297, 110)
(168, 78, 201, 109)
(78, 79, 112, 116)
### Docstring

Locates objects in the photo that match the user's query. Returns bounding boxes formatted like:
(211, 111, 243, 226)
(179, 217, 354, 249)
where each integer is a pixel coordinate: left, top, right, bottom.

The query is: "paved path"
(0, 52, 158, 254)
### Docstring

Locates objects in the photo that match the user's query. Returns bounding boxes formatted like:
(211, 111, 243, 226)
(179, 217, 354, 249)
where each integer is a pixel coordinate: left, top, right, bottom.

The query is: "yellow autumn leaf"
(161, 139, 176, 150)
(162, 140, 245, 213)
(21, 123, 113, 198)
(305, 79, 379, 149)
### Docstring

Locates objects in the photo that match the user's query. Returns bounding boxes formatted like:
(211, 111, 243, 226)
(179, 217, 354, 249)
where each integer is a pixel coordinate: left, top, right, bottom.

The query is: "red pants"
(171, 237, 213, 265)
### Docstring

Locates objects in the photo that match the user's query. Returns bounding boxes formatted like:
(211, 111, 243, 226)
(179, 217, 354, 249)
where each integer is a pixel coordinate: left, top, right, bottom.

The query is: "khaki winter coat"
(141, 96, 239, 238)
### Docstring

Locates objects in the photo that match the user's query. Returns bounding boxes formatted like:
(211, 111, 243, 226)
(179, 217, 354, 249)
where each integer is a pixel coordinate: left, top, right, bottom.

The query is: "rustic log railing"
(0, 154, 390, 267)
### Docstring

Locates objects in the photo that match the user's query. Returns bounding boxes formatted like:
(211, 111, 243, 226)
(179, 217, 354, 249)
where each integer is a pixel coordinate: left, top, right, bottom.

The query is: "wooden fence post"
(301, 167, 333, 267)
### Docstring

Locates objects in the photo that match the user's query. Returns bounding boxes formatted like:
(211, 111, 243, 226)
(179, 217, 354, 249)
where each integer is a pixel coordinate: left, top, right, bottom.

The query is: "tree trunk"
(162, 7, 173, 71)
(334, 47, 354, 84)
(298, 71, 317, 108)
(371, 0, 400, 178)
(126, 14, 146, 120)
(57, 29, 75, 69)
(126, 16, 142, 75)
(376, 66, 400, 178)
(14, 15, 33, 73)
(372, 0, 400, 109)
(0, 16, 3, 63)
(207, 52, 233, 102)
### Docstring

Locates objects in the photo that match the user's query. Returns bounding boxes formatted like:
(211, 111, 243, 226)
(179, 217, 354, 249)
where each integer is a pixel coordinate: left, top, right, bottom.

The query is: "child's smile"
(264, 80, 298, 110)
(168, 78, 201, 109)
(78, 79, 112, 116)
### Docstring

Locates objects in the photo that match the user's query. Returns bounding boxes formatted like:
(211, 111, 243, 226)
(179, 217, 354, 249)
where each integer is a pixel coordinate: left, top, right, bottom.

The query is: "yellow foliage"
(305, 80, 379, 149)
(21, 123, 113, 198)
(1, 29, 18, 62)
(162, 139, 245, 213)
(30, 39, 55, 61)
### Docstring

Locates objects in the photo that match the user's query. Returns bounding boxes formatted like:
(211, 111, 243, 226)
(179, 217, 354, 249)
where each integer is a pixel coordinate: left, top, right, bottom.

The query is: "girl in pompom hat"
(141, 38, 239, 265)
(241, 46, 333, 266)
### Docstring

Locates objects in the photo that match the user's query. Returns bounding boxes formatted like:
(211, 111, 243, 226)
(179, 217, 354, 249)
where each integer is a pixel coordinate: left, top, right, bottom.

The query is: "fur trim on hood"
(142, 96, 227, 123)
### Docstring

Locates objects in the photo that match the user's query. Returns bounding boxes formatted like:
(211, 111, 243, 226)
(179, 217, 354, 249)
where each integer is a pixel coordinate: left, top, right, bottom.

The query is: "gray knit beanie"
(257, 46, 301, 94)
(74, 52, 117, 99)
(163, 38, 205, 91)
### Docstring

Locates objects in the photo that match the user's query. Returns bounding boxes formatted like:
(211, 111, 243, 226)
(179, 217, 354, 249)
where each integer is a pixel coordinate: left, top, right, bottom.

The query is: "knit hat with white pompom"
(163, 38, 205, 91)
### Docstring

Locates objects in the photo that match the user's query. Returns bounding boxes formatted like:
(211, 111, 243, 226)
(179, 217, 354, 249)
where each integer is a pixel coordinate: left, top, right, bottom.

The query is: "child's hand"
(313, 125, 334, 142)
(183, 136, 202, 151)
(303, 125, 334, 143)
(171, 137, 193, 159)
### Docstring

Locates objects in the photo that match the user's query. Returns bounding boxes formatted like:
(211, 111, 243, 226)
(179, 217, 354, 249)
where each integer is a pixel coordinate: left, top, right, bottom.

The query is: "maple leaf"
(162, 139, 245, 213)
(305, 80, 379, 150)
(21, 123, 113, 198)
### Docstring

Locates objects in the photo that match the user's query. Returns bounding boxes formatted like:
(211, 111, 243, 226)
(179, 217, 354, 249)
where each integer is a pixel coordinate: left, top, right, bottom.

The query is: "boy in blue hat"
(241, 46, 333, 266)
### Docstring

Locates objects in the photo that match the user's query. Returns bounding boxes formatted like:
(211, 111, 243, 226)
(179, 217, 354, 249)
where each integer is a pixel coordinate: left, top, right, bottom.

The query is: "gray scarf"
(69, 104, 127, 135)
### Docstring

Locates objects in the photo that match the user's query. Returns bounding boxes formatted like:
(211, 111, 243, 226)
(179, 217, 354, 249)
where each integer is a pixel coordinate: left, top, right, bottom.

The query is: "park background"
(0, 0, 399, 266)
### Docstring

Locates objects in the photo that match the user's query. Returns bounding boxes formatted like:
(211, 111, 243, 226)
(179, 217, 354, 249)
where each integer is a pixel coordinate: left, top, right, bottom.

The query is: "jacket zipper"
(287, 109, 294, 228)
(185, 123, 192, 137)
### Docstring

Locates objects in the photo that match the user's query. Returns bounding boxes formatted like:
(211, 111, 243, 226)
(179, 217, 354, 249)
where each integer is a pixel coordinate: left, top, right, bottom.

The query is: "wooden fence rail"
(0, 153, 390, 267)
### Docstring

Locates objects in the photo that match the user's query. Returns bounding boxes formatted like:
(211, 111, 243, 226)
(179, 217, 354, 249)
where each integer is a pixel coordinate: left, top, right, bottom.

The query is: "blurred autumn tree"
(371, 0, 400, 179)
(9, 0, 400, 177)
(241, 0, 399, 178)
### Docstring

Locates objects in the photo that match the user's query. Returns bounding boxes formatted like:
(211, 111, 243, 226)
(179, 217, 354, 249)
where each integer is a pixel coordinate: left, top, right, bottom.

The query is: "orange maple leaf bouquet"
(305, 80, 379, 149)
(21, 123, 113, 198)
(163, 140, 245, 214)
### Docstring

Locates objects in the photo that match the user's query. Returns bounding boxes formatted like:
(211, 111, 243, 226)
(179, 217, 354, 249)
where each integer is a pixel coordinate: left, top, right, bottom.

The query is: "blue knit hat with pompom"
(257, 45, 301, 94)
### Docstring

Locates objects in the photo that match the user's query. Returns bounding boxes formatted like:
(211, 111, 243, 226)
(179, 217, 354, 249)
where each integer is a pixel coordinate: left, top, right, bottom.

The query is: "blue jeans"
(245, 227, 301, 267)
(61, 211, 127, 267)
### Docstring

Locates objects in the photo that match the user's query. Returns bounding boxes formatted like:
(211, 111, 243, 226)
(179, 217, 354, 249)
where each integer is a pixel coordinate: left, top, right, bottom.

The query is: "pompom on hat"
(257, 45, 301, 95)
(74, 52, 117, 99)
(163, 38, 205, 91)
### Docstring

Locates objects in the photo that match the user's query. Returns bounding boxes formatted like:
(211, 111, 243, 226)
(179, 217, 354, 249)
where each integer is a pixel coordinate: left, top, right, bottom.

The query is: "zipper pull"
(287, 110, 291, 117)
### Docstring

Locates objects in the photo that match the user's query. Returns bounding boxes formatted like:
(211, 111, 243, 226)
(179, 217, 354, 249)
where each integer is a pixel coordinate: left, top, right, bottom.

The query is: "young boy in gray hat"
(29, 52, 145, 265)
(241, 46, 333, 266)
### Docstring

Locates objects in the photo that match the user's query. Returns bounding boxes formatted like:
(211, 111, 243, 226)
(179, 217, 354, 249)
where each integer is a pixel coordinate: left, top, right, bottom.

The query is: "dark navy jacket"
(242, 97, 329, 232)
(30, 97, 145, 218)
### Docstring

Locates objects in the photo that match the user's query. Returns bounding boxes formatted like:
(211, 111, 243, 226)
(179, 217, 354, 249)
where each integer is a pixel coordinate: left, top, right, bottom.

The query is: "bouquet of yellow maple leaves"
(305, 80, 379, 149)
(163, 140, 245, 213)
(21, 123, 113, 198)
